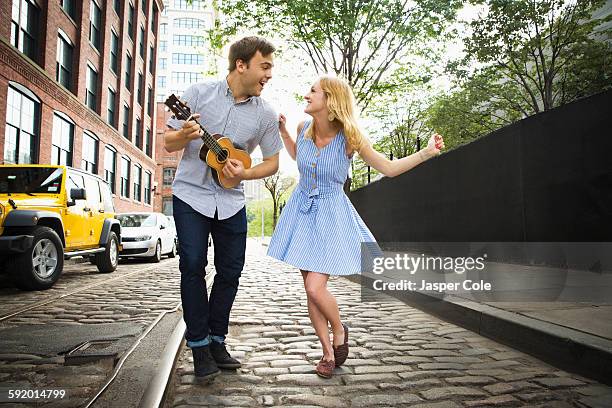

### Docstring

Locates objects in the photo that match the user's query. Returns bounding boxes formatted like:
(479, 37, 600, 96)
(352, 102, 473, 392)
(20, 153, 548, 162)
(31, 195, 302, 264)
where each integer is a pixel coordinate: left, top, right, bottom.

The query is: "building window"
(162, 197, 173, 215)
(159, 58, 167, 70)
(61, 0, 77, 20)
(82, 132, 99, 174)
(114, 0, 121, 15)
(125, 54, 132, 90)
(149, 45, 155, 74)
(128, 3, 135, 40)
(147, 87, 153, 117)
(11, 0, 40, 63)
(163, 167, 176, 187)
(56, 32, 73, 90)
(122, 104, 130, 139)
(86, 64, 98, 111)
(120, 156, 131, 197)
(172, 53, 204, 65)
(139, 25, 145, 58)
(133, 165, 142, 201)
(104, 146, 117, 193)
(172, 72, 204, 83)
(174, 0, 204, 10)
(4, 85, 39, 164)
(144, 171, 152, 204)
(89, 0, 101, 51)
(173, 35, 205, 47)
(175, 18, 207, 29)
(145, 127, 152, 157)
(51, 113, 73, 166)
(110, 30, 119, 74)
(160, 23, 167, 34)
(159, 40, 167, 52)
(157, 76, 166, 88)
(137, 72, 144, 105)
(135, 117, 142, 147)
(151, 4, 158, 33)
(107, 87, 116, 127)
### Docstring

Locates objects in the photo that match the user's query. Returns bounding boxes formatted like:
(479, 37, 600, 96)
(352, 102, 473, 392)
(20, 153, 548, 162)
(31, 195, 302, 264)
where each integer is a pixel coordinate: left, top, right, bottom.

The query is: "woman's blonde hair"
(305, 75, 365, 153)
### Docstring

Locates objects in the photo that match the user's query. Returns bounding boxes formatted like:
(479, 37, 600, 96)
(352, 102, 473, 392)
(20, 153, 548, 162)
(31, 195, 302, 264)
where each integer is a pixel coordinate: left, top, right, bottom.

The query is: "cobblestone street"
(168, 252, 611, 408)
(0, 258, 181, 407)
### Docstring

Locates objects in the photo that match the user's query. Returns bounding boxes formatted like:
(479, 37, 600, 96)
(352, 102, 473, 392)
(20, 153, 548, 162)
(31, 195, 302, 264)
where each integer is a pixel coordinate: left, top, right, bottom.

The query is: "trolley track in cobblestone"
(0, 262, 162, 323)
(1, 257, 186, 407)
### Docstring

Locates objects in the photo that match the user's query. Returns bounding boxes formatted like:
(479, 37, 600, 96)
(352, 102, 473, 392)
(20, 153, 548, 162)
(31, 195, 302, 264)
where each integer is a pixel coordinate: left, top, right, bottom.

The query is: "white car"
(116, 212, 177, 262)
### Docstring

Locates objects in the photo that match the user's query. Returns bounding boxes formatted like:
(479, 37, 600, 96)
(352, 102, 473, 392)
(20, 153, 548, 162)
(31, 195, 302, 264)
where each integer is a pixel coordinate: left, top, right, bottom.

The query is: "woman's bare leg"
(301, 271, 334, 361)
(303, 271, 345, 359)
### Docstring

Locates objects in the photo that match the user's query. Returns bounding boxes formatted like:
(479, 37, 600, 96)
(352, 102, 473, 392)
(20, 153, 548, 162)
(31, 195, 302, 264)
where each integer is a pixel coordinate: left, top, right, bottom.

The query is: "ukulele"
(165, 94, 252, 189)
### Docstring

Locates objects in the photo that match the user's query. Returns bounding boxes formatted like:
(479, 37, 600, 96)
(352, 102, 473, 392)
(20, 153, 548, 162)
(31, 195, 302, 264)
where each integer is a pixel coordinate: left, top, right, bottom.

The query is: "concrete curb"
(345, 274, 612, 386)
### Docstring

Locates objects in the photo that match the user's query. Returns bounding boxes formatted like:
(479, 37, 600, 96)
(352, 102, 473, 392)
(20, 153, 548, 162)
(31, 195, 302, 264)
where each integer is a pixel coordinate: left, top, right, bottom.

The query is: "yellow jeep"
(0, 165, 121, 290)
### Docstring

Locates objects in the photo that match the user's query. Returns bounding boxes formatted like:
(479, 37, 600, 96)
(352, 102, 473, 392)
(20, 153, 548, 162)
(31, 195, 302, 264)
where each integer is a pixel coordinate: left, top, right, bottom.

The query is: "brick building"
(154, 101, 181, 215)
(0, 0, 164, 213)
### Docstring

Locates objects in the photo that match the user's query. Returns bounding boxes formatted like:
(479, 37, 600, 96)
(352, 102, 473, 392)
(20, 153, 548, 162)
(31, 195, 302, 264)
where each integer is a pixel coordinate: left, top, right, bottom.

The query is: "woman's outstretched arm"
(359, 134, 445, 178)
(279, 114, 303, 161)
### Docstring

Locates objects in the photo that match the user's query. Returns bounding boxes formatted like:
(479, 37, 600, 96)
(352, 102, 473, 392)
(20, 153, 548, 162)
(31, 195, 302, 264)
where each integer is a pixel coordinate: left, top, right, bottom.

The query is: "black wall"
(349, 90, 612, 244)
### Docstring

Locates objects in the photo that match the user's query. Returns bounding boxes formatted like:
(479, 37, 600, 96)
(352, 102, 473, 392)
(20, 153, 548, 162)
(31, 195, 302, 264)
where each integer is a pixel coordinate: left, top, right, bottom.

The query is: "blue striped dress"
(267, 121, 380, 275)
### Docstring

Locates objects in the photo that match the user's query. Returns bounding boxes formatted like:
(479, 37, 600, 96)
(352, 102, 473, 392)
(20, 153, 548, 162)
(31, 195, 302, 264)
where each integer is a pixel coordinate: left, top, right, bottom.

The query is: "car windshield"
(116, 214, 157, 228)
(0, 167, 63, 194)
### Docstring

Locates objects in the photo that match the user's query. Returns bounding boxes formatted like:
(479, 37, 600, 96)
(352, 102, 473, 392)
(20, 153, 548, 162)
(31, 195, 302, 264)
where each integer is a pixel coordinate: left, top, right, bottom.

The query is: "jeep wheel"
(168, 242, 177, 258)
(11, 226, 64, 291)
(149, 241, 161, 263)
(95, 231, 118, 273)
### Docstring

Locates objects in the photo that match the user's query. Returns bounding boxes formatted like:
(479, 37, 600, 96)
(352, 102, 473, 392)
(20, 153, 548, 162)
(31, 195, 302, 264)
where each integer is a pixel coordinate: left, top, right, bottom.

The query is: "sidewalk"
(165, 248, 612, 407)
(349, 252, 612, 388)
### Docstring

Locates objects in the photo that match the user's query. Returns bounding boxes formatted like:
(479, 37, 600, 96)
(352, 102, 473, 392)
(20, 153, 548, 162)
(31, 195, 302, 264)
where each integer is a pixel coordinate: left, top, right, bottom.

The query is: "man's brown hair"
(228, 36, 276, 72)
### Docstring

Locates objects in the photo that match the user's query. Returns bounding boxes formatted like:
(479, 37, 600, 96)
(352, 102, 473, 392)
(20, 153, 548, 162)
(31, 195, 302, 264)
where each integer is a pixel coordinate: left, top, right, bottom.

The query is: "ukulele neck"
(190, 118, 222, 153)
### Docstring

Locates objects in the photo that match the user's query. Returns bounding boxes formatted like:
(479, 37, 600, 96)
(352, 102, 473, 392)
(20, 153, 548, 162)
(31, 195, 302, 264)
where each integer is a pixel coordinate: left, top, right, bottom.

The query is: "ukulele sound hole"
(218, 149, 229, 163)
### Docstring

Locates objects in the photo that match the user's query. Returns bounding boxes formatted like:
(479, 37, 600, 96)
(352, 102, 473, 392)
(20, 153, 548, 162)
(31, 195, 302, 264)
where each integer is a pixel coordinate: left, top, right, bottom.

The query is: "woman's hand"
(279, 113, 288, 135)
(425, 133, 445, 157)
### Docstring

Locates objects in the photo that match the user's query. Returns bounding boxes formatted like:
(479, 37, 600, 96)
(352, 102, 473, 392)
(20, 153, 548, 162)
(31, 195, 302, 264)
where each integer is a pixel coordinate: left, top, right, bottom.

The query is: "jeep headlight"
(134, 235, 152, 241)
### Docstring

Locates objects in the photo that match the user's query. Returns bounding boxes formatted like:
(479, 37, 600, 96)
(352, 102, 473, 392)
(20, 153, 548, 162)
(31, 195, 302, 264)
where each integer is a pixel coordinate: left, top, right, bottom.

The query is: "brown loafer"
(334, 323, 349, 367)
(315, 358, 335, 378)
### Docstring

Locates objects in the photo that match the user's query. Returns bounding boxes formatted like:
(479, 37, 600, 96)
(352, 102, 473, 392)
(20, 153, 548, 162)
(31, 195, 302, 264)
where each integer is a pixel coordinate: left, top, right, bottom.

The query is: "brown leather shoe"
(315, 358, 335, 378)
(333, 323, 349, 367)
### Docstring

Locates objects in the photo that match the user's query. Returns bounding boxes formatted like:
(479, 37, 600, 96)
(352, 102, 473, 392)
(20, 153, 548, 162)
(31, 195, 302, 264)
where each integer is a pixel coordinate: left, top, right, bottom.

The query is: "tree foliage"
(215, 0, 462, 110)
(464, 0, 612, 113)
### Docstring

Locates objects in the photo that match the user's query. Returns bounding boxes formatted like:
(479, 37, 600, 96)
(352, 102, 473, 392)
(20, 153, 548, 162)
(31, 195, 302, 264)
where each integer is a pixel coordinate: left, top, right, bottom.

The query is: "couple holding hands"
(164, 36, 445, 380)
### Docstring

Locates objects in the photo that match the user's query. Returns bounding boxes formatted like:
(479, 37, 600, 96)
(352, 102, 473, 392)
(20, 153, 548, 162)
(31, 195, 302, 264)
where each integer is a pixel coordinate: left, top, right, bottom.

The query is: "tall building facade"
(155, 0, 215, 102)
(0, 0, 164, 213)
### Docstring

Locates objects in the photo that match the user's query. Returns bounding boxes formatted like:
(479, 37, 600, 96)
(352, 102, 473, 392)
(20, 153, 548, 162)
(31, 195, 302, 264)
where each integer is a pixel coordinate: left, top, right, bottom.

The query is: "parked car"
(166, 215, 179, 253)
(0, 165, 121, 290)
(116, 212, 177, 262)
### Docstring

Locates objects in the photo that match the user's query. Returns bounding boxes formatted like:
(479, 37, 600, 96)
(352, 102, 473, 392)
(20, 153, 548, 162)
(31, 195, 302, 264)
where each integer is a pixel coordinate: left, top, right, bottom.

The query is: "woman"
(267, 75, 444, 378)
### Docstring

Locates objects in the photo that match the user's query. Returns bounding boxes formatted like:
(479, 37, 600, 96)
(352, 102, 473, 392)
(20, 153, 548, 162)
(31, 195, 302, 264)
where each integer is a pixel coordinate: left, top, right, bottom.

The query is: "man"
(164, 36, 282, 379)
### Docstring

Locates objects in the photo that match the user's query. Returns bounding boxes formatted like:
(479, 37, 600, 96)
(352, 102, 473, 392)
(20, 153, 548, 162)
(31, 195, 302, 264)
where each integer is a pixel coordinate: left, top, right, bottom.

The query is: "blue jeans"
(172, 195, 247, 347)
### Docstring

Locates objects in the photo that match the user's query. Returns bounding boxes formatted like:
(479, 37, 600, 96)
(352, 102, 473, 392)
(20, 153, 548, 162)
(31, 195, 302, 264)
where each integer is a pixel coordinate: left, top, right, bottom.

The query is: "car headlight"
(134, 235, 152, 241)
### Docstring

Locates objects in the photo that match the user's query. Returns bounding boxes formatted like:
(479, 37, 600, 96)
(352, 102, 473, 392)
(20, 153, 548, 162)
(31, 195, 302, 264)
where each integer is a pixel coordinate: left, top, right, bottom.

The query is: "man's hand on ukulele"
(180, 113, 202, 140)
(222, 158, 247, 181)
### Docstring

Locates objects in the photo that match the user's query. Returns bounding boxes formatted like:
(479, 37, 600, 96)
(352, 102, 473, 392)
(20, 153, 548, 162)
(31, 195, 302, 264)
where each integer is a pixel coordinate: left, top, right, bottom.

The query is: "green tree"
(215, 0, 462, 110)
(464, 0, 612, 114)
(427, 67, 523, 148)
(263, 173, 295, 230)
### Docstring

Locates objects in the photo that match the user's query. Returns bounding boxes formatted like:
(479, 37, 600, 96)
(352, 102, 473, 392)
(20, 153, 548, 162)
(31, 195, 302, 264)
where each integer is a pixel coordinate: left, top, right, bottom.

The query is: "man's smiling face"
(239, 51, 274, 97)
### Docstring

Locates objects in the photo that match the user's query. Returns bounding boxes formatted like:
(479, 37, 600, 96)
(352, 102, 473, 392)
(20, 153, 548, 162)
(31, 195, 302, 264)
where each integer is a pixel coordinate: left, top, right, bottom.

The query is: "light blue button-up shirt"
(166, 79, 282, 220)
